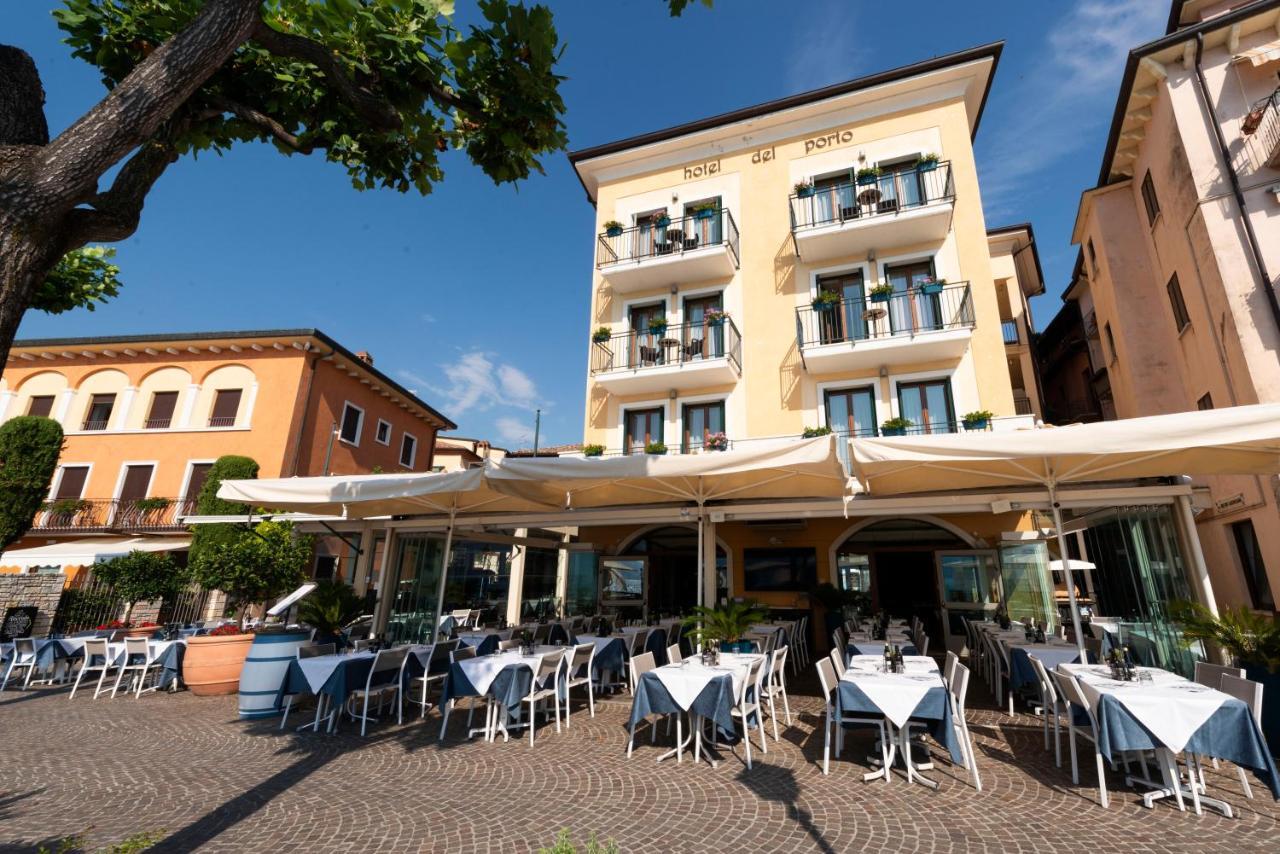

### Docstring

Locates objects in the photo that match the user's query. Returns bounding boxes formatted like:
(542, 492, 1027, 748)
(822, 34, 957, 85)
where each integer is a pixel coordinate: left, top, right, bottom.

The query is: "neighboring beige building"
(432, 435, 507, 472)
(1039, 0, 1280, 613)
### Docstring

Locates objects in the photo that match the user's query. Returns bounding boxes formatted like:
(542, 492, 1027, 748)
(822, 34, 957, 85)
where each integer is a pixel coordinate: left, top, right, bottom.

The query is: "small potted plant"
(811, 291, 841, 312)
(691, 201, 718, 221)
(856, 166, 881, 186)
(46, 497, 91, 520)
(916, 152, 940, 172)
(644, 441, 667, 455)
(793, 179, 814, 198)
(916, 276, 944, 296)
(591, 326, 612, 344)
(868, 283, 895, 303)
(603, 220, 624, 237)
(652, 209, 671, 228)
(802, 425, 833, 438)
(582, 443, 605, 458)
(704, 432, 729, 452)
(962, 410, 994, 431)
(704, 308, 728, 327)
(647, 317, 668, 337)
(880, 416, 913, 437)
(92, 550, 188, 637)
(682, 601, 767, 654)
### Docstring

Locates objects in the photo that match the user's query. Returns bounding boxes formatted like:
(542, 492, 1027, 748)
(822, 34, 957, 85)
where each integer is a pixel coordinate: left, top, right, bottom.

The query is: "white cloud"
(497, 364, 538, 405)
(785, 1, 863, 93)
(494, 415, 534, 445)
(399, 350, 542, 417)
(421, 313, 437, 324)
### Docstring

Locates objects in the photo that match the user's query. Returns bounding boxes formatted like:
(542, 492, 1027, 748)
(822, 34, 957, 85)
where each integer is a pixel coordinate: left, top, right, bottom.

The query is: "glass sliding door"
(624, 407, 664, 455)
(384, 534, 445, 644)
(896, 379, 954, 434)
(884, 261, 940, 333)
(682, 400, 725, 452)
(997, 542, 1056, 630)
(682, 196, 722, 246)
(629, 302, 666, 367)
(812, 172, 855, 225)
(683, 293, 723, 360)
(816, 270, 866, 344)
(936, 551, 999, 654)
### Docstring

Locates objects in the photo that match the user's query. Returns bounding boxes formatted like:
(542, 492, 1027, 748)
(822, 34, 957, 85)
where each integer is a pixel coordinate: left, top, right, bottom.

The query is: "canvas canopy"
(0, 536, 191, 569)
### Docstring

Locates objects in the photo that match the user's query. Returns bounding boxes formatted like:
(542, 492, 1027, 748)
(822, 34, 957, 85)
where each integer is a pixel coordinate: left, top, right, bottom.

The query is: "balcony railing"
(32, 497, 196, 534)
(590, 318, 742, 375)
(1001, 319, 1020, 345)
(795, 282, 974, 349)
(144, 417, 172, 429)
(1013, 394, 1035, 416)
(1242, 86, 1280, 168)
(789, 162, 955, 232)
(208, 416, 236, 427)
(81, 420, 110, 431)
(595, 209, 740, 268)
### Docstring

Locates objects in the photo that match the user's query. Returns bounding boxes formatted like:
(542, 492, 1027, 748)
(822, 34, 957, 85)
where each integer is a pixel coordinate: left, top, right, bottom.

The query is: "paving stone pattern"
(0, 673, 1277, 853)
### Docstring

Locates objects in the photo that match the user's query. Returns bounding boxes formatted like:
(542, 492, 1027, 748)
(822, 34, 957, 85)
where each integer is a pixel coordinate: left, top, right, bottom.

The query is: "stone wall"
(0, 573, 67, 637)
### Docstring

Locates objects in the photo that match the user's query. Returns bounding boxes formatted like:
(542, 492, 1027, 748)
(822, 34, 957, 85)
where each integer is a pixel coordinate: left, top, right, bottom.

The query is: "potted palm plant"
(592, 326, 612, 344)
(1170, 601, 1280, 757)
(880, 416, 912, 437)
(868, 283, 895, 304)
(962, 410, 994, 431)
(916, 153, 940, 172)
(682, 601, 767, 654)
(603, 220, 624, 238)
(297, 580, 367, 649)
(811, 291, 841, 312)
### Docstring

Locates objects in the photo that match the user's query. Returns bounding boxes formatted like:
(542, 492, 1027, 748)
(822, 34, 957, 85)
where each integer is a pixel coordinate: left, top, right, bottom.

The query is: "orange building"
(0, 328, 454, 572)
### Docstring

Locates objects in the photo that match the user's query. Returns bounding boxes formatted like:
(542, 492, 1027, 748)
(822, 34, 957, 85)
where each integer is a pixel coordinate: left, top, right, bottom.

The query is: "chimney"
(355, 350, 374, 366)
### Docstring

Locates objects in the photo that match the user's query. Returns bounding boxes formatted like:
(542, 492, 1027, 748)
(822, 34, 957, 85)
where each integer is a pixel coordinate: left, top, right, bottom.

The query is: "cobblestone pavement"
(1, 673, 1278, 853)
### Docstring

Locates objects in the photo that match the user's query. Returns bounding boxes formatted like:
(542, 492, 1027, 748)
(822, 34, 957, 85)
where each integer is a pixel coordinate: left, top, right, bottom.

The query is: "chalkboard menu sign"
(1, 606, 38, 642)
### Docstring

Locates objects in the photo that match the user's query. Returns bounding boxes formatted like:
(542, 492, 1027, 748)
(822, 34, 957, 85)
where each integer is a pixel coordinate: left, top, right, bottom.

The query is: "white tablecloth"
(847, 654, 938, 675)
(105, 639, 182, 664)
(296, 651, 375, 694)
(650, 652, 761, 710)
(1059, 663, 1230, 753)
(457, 647, 565, 696)
(839, 668, 943, 728)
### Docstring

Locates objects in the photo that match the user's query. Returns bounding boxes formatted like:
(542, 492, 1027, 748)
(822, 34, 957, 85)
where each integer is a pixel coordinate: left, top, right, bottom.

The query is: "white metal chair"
(1215, 673, 1263, 800)
(915, 633, 930, 657)
(763, 645, 792, 739)
(438, 646, 489, 740)
(948, 660, 982, 790)
(69, 638, 119, 699)
(831, 626, 846, 656)
(1, 638, 39, 691)
(522, 651, 564, 746)
(346, 646, 409, 736)
(1027, 654, 1063, 766)
(1194, 660, 1244, 689)
(1050, 669, 1108, 807)
(624, 630, 651, 693)
(625, 652, 661, 757)
(795, 615, 810, 670)
(729, 656, 768, 769)
(407, 639, 456, 718)
(943, 650, 958, 687)
(498, 638, 521, 651)
(352, 639, 375, 653)
(666, 643, 682, 664)
(828, 647, 846, 679)
(562, 642, 596, 725)
(110, 637, 164, 698)
(814, 657, 890, 777)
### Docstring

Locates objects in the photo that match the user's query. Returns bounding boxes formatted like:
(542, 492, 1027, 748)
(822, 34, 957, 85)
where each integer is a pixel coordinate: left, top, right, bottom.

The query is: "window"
(117, 464, 155, 508)
(743, 548, 818, 592)
(82, 393, 115, 430)
(896, 379, 955, 434)
(183, 462, 213, 507)
(375, 419, 392, 445)
(815, 270, 867, 344)
(884, 261, 942, 333)
(624, 407, 664, 454)
(145, 391, 178, 429)
(1231, 520, 1275, 611)
(339, 402, 364, 445)
(1197, 392, 1214, 411)
(1104, 322, 1118, 364)
(682, 401, 725, 452)
(53, 465, 89, 500)
(314, 555, 338, 582)
(1166, 273, 1190, 332)
(399, 432, 417, 468)
(824, 387, 877, 437)
(26, 395, 54, 418)
(1141, 171, 1160, 225)
(209, 389, 242, 427)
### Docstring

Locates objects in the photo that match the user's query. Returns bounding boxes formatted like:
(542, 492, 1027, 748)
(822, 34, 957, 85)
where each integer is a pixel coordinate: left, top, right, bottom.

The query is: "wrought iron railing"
(795, 282, 974, 349)
(789, 162, 955, 232)
(1242, 86, 1280, 168)
(32, 497, 196, 533)
(1013, 394, 1035, 416)
(590, 318, 742, 376)
(595, 209, 740, 268)
(208, 416, 236, 427)
(81, 419, 110, 431)
(1001, 319, 1020, 345)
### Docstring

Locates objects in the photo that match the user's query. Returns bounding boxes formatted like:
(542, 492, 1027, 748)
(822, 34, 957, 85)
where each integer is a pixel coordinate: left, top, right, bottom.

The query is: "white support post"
(554, 532, 570, 618)
(432, 509, 457, 637)
(1049, 486, 1086, 660)
(1176, 493, 1219, 616)
(350, 527, 375, 597)
(506, 527, 529, 626)
(371, 527, 398, 637)
(702, 514, 717, 609)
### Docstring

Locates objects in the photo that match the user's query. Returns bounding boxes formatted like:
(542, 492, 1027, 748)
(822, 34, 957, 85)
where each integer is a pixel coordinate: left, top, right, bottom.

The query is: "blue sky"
(9, 0, 1168, 448)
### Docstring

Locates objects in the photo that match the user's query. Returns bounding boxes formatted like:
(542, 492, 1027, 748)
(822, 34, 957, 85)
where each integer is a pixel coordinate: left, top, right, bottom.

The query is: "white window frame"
(338, 401, 364, 446)
(399, 431, 418, 469)
(374, 418, 392, 446)
(675, 393, 729, 453)
(178, 459, 218, 505)
(618, 398, 672, 453)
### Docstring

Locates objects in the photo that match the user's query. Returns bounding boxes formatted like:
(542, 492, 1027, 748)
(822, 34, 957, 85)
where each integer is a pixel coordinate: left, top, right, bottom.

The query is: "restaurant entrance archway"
(617, 525, 729, 618)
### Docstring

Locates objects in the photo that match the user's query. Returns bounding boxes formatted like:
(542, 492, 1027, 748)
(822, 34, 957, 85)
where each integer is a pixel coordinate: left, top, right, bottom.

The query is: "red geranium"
(209, 624, 250, 637)
(96, 620, 128, 630)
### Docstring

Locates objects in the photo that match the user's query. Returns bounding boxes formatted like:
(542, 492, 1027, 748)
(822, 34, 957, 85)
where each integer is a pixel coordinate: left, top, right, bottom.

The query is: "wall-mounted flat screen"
(743, 547, 817, 591)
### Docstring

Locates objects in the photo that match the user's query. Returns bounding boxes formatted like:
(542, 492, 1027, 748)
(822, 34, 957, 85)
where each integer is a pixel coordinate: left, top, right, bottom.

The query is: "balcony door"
(682, 401, 724, 453)
(115, 463, 156, 526)
(624, 407, 664, 455)
(629, 302, 666, 367)
(53, 466, 89, 501)
(884, 261, 940, 334)
(878, 160, 925, 211)
(897, 379, 954, 434)
(683, 294, 722, 361)
(824, 387, 877, 438)
(812, 171, 855, 225)
(634, 209, 669, 258)
(817, 270, 867, 345)
(184, 462, 213, 511)
(682, 196, 722, 247)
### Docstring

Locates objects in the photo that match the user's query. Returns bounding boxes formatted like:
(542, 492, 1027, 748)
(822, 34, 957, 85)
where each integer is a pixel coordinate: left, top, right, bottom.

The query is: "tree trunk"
(0, 222, 64, 370)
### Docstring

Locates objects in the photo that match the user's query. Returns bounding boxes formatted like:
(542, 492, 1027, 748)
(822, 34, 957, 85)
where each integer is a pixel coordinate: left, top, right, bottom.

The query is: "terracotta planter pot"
(120, 626, 159, 639)
(184, 633, 254, 696)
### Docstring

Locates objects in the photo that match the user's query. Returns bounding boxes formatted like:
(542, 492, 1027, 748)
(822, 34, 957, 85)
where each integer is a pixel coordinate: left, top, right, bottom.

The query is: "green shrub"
(189, 455, 259, 559)
(93, 550, 188, 624)
(297, 579, 366, 635)
(189, 520, 312, 616)
(801, 425, 832, 438)
(0, 416, 64, 548)
(537, 830, 619, 854)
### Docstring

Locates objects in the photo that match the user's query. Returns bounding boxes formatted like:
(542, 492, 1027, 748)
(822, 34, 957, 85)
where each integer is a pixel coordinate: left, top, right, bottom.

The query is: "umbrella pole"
(433, 508, 456, 640)
(695, 504, 705, 654)
(1049, 487, 1086, 659)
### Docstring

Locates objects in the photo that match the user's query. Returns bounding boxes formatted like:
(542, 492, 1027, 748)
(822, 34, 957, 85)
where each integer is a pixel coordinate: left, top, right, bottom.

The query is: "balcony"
(595, 210, 740, 292)
(789, 163, 955, 262)
(1001, 319, 1020, 345)
(32, 498, 195, 534)
(795, 282, 975, 373)
(590, 319, 742, 395)
(1242, 87, 1280, 169)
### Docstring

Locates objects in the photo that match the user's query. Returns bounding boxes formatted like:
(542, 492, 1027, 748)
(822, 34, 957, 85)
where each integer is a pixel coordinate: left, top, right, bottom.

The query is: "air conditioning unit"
(745, 519, 808, 531)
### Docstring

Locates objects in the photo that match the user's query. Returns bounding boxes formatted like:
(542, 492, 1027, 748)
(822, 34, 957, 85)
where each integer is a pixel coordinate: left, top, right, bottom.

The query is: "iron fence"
(596, 209, 740, 268)
(789, 161, 955, 231)
(590, 318, 742, 376)
(31, 497, 195, 534)
(795, 282, 974, 349)
(1242, 86, 1280, 168)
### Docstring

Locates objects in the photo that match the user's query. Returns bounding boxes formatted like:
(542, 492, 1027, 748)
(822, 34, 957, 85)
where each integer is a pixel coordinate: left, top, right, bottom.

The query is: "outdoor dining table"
(455, 631, 502, 656)
(847, 640, 920, 659)
(440, 645, 568, 741)
(1058, 662, 1280, 814)
(836, 654, 963, 788)
(278, 650, 378, 732)
(2, 636, 186, 690)
(627, 651, 762, 766)
(617, 626, 669, 665)
(573, 633, 627, 682)
(1006, 640, 1083, 693)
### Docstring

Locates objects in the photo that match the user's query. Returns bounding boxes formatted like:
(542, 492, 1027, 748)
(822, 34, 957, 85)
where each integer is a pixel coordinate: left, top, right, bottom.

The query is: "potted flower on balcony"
(652, 210, 671, 228)
(644, 441, 668, 455)
(915, 276, 944, 296)
(704, 432, 729, 452)
(880, 416, 913, 437)
(856, 166, 881, 186)
(691, 201, 718, 221)
(802, 425, 833, 438)
(811, 291, 841, 312)
(915, 152, 940, 172)
(582, 444, 605, 458)
(592, 326, 612, 344)
(46, 497, 91, 520)
(962, 410, 994, 431)
(868, 283, 895, 304)
(647, 317, 668, 337)
(602, 220, 624, 238)
(704, 308, 728, 327)
(793, 179, 815, 198)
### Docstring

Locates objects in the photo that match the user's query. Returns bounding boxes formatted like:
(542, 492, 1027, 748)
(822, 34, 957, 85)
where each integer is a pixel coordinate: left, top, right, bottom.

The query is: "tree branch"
(61, 139, 176, 251)
(251, 21, 403, 131)
(209, 96, 314, 153)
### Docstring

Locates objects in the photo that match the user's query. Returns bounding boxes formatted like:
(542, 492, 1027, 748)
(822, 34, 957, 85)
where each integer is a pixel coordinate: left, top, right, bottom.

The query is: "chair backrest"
(943, 650, 958, 686)
(949, 660, 971, 716)
(429, 639, 458, 665)
(14, 637, 36, 656)
(771, 645, 788, 683)
(1081, 636, 1102, 663)
(630, 629, 649, 654)
(916, 633, 930, 657)
(451, 608, 470, 621)
(532, 624, 550, 643)
(630, 650, 656, 686)
(740, 655, 766, 704)
(816, 656, 838, 703)
(498, 639, 521, 651)
(82, 637, 109, 662)
(368, 647, 409, 686)
(535, 650, 562, 684)
(468, 609, 482, 627)
(1219, 673, 1263, 725)
(352, 639, 374, 653)
(1049, 670, 1090, 713)
(300, 643, 336, 658)
(1194, 660, 1245, 689)
(567, 642, 594, 676)
(497, 629, 513, 641)
(451, 646, 476, 663)
(123, 636, 150, 658)
(1027, 654, 1056, 705)
(828, 647, 846, 678)
(666, 643, 682, 664)
(832, 626, 846, 651)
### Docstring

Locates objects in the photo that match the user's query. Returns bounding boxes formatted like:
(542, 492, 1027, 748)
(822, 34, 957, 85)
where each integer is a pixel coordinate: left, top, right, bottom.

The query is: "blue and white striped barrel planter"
(238, 630, 310, 720)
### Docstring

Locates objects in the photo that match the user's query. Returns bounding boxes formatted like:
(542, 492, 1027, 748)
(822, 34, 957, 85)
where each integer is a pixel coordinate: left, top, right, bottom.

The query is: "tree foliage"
(189, 519, 313, 613)
(681, 600, 767, 645)
(1170, 600, 1280, 672)
(0, 416, 65, 549)
(33, 246, 122, 315)
(93, 549, 189, 623)
(189, 453, 260, 558)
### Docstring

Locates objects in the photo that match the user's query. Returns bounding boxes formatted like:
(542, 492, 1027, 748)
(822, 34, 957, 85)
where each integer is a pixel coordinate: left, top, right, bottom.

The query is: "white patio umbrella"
(849, 403, 1280, 655)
